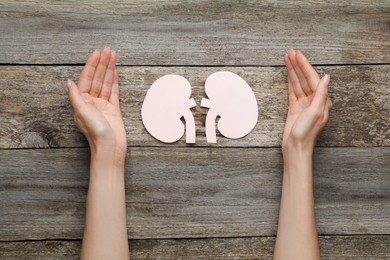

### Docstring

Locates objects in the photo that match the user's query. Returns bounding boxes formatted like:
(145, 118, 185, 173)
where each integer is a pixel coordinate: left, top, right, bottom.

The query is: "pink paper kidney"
(201, 71, 258, 143)
(141, 74, 196, 143)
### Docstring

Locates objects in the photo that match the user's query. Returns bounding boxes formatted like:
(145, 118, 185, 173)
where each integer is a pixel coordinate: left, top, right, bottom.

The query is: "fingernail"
(66, 79, 71, 88)
(324, 74, 330, 84)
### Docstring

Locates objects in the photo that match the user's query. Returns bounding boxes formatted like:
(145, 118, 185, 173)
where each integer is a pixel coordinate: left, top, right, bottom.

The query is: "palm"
(82, 94, 120, 121)
(283, 96, 312, 149)
(83, 93, 122, 126)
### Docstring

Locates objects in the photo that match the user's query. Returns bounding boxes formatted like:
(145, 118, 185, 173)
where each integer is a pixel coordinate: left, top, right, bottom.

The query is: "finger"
(284, 53, 297, 103)
(327, 99, 333, 110)
(296, 51, 320, 91)
(324, 96, 333, 123)
(99, 50, 116, 100)
(286, 50, 306, 98)
(90, 47, 111, 97)
(78, 50, 101, 93)
(311, 74, 330, 109)
(287, 74, 298, 104)
(323, 99, 332, 123)
(67, 79, 85, 110)
(109, 69, 120, 106)
(289, 50, 312, 96)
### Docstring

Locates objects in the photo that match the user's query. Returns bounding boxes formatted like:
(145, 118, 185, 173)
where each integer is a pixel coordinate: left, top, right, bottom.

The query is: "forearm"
(274, 147, 320, 260)
(81, 145, 129, 260)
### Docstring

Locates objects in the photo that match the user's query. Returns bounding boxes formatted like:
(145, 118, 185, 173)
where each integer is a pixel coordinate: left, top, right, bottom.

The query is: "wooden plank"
(0, 65, 389, 148)
(0, 240, 81, 260)
(0, 147, 388, 240)
(1, 236, 389, 259)
(0, 0, 389, 65)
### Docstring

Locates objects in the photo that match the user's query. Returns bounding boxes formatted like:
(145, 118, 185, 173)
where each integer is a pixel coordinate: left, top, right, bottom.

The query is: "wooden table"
(0, 1, 389, 259)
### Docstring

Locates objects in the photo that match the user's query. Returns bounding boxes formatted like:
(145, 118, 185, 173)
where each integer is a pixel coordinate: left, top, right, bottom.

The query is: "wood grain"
(0, 0, 389, 65)
(0, 147, 388, 240)
(1, 0, 389, 257)
(1, 236, 389, 259)
(0, 65, 389, 148)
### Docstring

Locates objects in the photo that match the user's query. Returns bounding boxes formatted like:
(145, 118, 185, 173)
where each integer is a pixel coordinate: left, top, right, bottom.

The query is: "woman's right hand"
(282, 50, 333, 155)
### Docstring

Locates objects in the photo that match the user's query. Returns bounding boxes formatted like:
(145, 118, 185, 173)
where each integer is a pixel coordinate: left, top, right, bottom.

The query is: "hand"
(67, 48, 127, 162)
(282, 50, 333, 155)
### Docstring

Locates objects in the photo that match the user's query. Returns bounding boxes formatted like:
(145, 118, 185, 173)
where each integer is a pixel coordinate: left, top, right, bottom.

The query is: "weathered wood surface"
(0, 65, 389, 148)
(0, 0, 389, 65)
(0, 236, 389, 259)
(1, 0, 389, 258)
(0, 147, 388, 241)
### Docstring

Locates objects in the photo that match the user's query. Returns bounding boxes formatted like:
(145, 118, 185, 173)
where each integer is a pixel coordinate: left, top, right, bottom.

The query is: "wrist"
(283, 141, 313, 177)
(89, 146, 126, 187)
(282, 138, 313, 158)
(90, 141, 127, 169)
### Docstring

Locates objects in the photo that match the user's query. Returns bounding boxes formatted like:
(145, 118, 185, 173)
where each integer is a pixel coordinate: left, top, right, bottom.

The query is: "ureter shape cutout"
(201, 71, 258, 143)
(141, 74, 196, 143)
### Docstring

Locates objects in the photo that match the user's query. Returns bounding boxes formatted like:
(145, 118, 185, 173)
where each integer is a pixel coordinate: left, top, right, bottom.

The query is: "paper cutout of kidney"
(201, 71, 258, 143)
(142, 74, 197, 143)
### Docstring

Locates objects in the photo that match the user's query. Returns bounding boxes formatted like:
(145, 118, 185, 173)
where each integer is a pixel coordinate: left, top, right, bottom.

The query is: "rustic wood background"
(0, 0, 389, 259)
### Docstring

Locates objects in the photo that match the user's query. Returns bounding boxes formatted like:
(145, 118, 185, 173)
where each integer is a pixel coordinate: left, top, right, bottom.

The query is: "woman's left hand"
(67, 47, 127, 163)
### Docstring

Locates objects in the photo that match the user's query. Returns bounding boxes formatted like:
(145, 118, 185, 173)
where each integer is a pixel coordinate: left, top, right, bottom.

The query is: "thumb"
(67, 79, 85, 110)
(311, 74, 330, 109)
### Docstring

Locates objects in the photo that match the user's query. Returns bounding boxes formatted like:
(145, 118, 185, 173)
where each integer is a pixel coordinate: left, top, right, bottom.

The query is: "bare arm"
(274, 50, 332, 260)
(67, 48, 129, 260)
